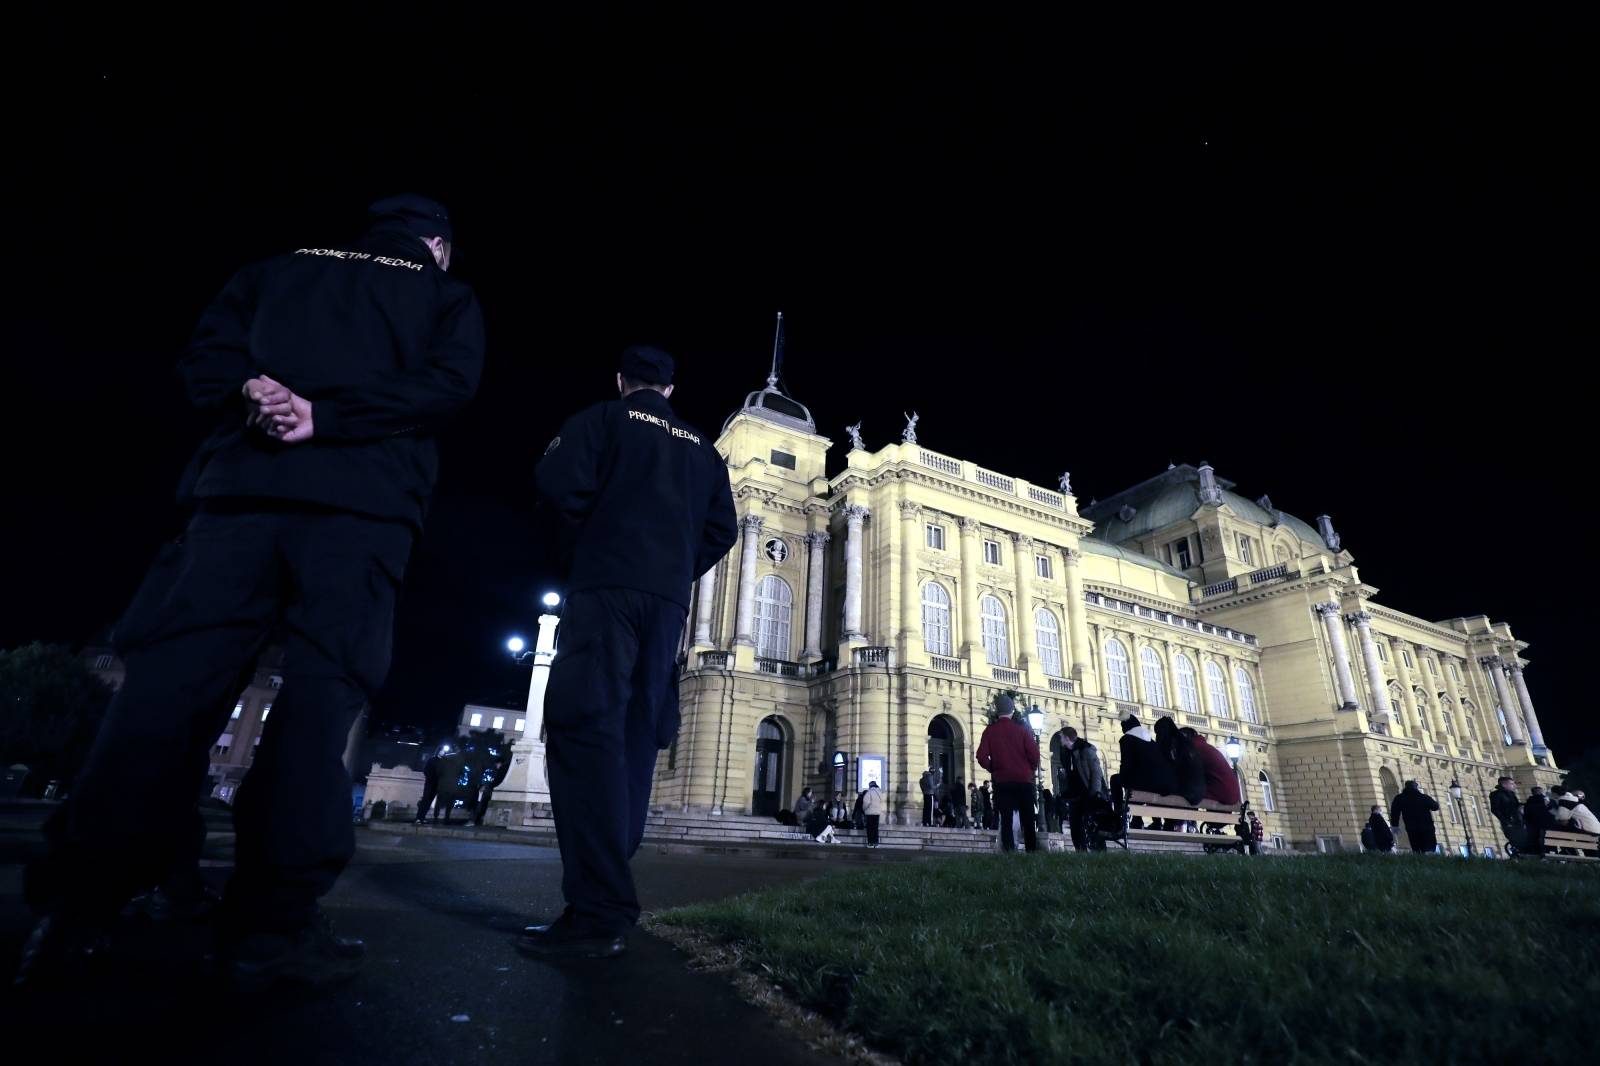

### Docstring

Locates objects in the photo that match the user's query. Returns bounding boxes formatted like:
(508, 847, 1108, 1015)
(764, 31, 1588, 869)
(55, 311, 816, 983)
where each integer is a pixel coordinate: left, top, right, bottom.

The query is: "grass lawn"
(655, 853, 1600, 1065)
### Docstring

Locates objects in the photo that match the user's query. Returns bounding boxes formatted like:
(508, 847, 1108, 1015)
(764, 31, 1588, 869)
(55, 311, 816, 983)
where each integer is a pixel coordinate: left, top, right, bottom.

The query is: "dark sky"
(7, 15, 1591, 759)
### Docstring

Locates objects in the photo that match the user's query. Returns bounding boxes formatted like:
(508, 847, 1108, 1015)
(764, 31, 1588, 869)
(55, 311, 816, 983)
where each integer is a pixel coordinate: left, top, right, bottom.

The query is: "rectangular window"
(1426, 658, 1437, 675)
(515, 718, 526, 732)
(94, 654, 114, 670)
(1239, 535, 1253, 565)
(1316, 835, 1342, 854)
(1173, 539, 1192, 569)
(260, 703, 273, 722)
(1035, 555, 1052, 580)
(231, 702, 244, 720)
(470, 713, 483, 727)
(925, 524, 945, 550)
(1377, 643, 1388, 662)
(983, 540, 1001, 565)
(1271, 834, 1286, 851)
(492, 716, 505, 730)
(1164, 543, 1174, 565)
(769, 450, 797, 470)
(1402, 650, 1413, 669)
(1448, 662, 1460, 683)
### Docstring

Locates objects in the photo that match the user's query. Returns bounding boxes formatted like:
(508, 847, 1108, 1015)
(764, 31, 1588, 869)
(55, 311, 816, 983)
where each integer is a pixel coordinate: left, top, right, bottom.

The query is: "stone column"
(899, 500, 923, 664)
(1418, 662, 1449, 741)
(1348, 612, 1394, 725)
(958, 517, 982, 661)
(1314, 602, 1361, 710)
(1127, 635, 1146, 705)
(1480, 657, 1524, 744)
(733, 514, 764, 648)
(1062, 547, 1091, 688)
(842, 504, 869, 642)
(1161, 640, 1184, 714)
(1197, 656, 1217, 719)
(693, 565, 719, 648)
(800, 532, 829, 662)
(1389, 638, 1424, 738)
(1014, 534, 1038, 681)
(1440, 657, 1472, 746)
(1506, 663, 1547, 752)
(1222, 653, 1244, 722)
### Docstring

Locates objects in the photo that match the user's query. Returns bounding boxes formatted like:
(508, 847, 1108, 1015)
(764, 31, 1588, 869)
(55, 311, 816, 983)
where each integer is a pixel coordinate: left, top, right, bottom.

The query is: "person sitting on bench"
(1108, 714, 1177, 826)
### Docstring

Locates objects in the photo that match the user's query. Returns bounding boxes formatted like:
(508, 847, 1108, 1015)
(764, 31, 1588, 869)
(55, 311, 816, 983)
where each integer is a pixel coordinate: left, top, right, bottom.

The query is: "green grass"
(656, 853, 1600, 1065)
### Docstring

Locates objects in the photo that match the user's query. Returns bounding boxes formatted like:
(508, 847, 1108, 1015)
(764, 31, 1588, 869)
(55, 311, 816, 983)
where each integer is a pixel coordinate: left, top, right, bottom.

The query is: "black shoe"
(522, 906, 576, 938)
(13, 914, 112, 988)
(516, 914, 626, 959)
(132, 882, 223, 923)
(222, 913, 365, 989)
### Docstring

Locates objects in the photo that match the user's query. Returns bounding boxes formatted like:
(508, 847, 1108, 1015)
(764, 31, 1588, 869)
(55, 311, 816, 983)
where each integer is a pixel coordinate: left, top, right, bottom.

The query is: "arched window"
(1139, 647, 1168, 708)
(754, 575, 793, 660)
(1105, 638, 1132, 701)
(980, 595, 1010, 666)
(1174, 653, 1200, 713)
(1258, 770, 1275, 812)
(1235, 668, 1259, 724)
(1035, 609, 1062, 677)
(1206, 660, 1232, 718)
(921, 582, 952, 656)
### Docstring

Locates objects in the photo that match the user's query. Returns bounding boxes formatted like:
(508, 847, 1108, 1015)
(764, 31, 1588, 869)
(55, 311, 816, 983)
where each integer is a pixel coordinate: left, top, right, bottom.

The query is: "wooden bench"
(1094, 790, 1250, 854)
(1539, 828, 1600, 862)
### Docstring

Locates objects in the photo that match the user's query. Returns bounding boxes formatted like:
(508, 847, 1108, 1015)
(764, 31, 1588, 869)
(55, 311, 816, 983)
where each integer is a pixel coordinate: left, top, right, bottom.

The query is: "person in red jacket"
(1184, 728, 1241, 806)
(976, 695, 1041, 852)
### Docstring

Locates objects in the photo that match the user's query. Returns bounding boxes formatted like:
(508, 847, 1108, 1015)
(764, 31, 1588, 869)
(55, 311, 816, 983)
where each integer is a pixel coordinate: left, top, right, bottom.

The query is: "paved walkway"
(0, 809, 851, 1065)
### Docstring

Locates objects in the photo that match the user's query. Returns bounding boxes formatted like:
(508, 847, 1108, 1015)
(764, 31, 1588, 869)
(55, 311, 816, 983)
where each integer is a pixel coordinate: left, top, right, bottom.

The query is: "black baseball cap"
(620, 345, 675, 385)
(367, 194, 453, 242)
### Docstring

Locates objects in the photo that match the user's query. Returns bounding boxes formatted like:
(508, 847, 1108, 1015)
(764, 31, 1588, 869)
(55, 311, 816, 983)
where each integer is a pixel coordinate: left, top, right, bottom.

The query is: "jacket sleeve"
(1389, 795, 1402, 824)
(1027, 730, 1041, 771)
(535, 404, 609, 541)
(312, 287, 485, 442)
(976, 727, 994, 771)
(177, 263, 263, 412)
(694, 454, 739, 580)
(1426, 795, 1440, 812)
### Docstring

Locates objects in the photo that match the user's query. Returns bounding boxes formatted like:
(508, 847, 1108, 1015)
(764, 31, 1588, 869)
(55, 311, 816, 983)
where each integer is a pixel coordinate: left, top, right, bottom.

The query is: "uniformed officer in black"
(523, 346, 737, 958)
(17, 195, 484, 987)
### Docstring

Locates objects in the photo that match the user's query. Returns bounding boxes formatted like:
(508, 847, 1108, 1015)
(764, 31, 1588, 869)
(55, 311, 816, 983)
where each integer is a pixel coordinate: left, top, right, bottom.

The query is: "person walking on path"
(1389, 779, 1441, 854)
(861, 782, 884, 847)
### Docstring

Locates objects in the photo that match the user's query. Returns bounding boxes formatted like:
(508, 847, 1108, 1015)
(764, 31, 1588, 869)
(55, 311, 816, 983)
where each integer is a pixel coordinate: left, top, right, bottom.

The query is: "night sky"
(7, 16, 1590, 759)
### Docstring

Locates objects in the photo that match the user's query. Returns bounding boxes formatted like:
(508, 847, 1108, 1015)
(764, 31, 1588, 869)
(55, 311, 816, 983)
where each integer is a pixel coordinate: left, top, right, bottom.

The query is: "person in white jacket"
(861, 782, 885, 848)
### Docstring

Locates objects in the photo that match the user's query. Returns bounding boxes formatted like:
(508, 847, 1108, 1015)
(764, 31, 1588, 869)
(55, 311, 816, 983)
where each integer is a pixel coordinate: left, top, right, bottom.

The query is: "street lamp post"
(1224, 736, 1255, 855)
(1027, 704, 1046, 836)
(1451, 778, 1474, 858)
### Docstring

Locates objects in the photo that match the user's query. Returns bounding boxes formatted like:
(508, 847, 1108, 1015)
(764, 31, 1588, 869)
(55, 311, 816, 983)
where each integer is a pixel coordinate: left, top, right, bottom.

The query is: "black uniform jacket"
(535, 388, 738, 610)
(176, 222, 485, 529)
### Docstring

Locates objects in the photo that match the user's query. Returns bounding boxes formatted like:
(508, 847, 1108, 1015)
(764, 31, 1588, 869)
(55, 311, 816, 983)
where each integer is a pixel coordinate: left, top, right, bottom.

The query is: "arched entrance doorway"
(926, 716, 963, 813)
(1378, 766, 1401, 811)
(752, 717, 785, 816)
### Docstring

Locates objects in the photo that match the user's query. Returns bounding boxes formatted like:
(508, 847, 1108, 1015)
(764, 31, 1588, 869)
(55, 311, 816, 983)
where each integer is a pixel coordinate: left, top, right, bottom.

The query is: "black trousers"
(416, 778, 439, 822)
(1066, 795, 1092, 852)
(922, 794, 934, 826)
(542, 588, 685, 933)
(865, 815, 880, 846)
(28, 504, 410, 931)
(994, 782, 1038, 852)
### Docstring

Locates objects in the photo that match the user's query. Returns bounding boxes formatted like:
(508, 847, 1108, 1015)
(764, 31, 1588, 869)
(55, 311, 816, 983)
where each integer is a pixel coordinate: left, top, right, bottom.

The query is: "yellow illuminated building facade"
(652, 378, 1562, 852)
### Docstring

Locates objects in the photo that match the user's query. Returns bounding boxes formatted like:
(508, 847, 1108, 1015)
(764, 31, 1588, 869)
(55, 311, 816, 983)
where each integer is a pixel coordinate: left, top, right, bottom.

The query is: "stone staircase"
(384, 803, 1235, 859)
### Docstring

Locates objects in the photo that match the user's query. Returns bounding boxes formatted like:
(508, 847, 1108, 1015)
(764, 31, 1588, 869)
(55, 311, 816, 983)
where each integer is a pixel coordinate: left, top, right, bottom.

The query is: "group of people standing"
(1361, 777, 1599, 857)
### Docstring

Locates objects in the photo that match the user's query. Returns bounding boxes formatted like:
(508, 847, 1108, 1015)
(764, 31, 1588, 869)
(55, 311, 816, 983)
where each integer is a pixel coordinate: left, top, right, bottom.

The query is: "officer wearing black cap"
(523, 346, 737, 958)
(17, 195, 483, 988)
